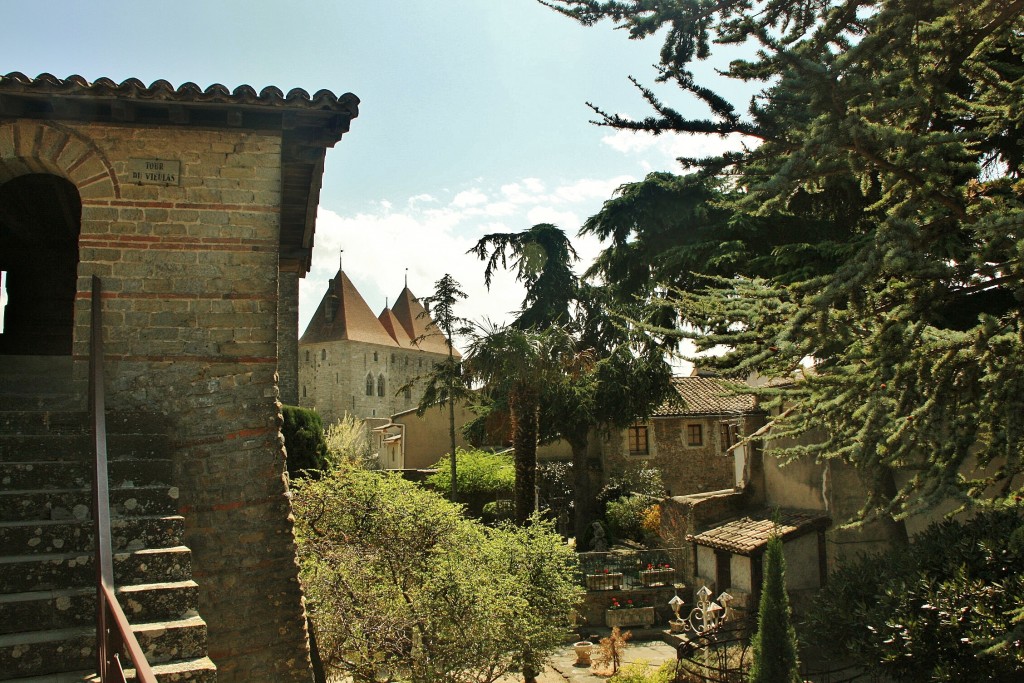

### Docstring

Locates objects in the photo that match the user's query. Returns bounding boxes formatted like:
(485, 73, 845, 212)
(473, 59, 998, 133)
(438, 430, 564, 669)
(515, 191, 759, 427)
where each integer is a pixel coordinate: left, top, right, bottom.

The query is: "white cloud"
(451, 189, 488, 207)
(601, 130, 756, 169)
(302, 171, 651, 337)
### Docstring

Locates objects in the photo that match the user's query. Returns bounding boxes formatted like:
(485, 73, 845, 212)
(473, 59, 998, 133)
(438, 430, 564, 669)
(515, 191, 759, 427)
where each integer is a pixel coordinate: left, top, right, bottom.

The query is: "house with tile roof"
(297, 270, 459, 424)
(598, 374, 765, 497)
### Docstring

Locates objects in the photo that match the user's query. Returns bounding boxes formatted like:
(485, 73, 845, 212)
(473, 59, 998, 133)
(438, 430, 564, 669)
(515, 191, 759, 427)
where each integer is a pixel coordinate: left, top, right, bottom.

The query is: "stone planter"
(573, 641, 593, 667)
(639, 568, 675, 587)
(585, 572, 623, 591)
(605, 606, 656, 628)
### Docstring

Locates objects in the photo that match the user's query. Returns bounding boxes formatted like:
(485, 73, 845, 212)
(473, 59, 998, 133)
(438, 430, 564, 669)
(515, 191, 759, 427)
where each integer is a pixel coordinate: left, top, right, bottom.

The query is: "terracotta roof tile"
(390, 287, 460, 357)
(0, 72, 359, 113)
(300, 271, 399, 347)
(689, 509, 830, 555)
(654, 376, 756, 417)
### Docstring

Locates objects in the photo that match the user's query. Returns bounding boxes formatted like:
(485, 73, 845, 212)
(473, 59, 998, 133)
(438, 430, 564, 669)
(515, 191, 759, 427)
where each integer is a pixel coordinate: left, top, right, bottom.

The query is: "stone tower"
(298, 270, 458, 424)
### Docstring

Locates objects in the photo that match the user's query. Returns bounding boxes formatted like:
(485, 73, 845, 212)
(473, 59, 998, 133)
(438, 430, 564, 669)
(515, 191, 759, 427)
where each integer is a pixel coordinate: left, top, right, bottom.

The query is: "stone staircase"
(0, 403, 216, 682)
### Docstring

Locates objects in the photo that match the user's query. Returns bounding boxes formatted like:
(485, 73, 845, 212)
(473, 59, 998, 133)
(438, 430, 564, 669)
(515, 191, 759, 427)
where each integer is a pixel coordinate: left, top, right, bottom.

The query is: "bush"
(324, 413, 377, 469)
(426, 448, 514, 497)
(281, 405, 328, 479)
(803, 508, 1024, 681)
(606, 495, 657, 544)
(482, 499, 514, 524)
(609, 660, 677, 683)
(293, 468, 582, 683)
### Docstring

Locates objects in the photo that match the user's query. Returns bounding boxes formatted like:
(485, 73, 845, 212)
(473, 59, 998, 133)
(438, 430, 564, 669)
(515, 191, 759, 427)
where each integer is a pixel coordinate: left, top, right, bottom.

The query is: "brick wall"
(1, 118, 313, 681)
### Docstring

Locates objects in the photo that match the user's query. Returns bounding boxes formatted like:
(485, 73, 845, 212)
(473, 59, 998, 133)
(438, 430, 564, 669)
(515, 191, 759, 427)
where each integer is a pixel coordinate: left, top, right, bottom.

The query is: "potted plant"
(573, 640, 593, 666)
(585, 567, 623, 591)
(639, 562, 675, 587)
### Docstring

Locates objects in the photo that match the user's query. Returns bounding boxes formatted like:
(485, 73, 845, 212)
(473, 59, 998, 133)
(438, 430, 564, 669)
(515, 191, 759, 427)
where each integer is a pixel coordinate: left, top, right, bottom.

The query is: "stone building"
(0, 73, 357, 681)
(298, 269, 458, 424)
(598, 375, 764, 496)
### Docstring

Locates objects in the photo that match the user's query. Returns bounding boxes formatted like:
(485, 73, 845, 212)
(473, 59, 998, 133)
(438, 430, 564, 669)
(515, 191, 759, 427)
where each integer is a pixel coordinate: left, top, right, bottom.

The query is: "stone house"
(298, 269, 457, 424)
(597, 375, 765, 496)
(0, 72, 357, 681)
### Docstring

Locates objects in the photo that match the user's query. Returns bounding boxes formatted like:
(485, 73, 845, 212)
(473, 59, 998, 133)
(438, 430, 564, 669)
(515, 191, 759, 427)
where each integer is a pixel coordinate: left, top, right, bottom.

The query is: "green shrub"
(804, 508, 1024, 681)
(281, 405, 328, 479)
(482, 499, 514, 524)
(608, 660, 676, 683)
(605, 495, 655, 544)
(426, 448, 514, 497)
(324, 413, 376, 469)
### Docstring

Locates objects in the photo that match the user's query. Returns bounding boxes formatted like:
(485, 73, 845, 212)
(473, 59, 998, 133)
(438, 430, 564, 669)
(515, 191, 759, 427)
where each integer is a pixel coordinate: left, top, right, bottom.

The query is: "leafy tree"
(414, 273, 474, 501)
(292, 467, 582, 683)
(545, 0, 1024, 526)
(749, 533, 801, 683)
(804, 508, 1024, 680)
(470, 225, 672, 535)
(323, 412, 377, 470)
(281, 404, 328, 479)
(469, 222, 579, 329)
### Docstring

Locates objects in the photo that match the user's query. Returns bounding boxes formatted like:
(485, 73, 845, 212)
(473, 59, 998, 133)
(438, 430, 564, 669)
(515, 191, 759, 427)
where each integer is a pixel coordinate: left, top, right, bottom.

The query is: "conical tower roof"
(300, 270, 400, 347)
(391, 286, 460, 357)
(378, 307, 410, 346)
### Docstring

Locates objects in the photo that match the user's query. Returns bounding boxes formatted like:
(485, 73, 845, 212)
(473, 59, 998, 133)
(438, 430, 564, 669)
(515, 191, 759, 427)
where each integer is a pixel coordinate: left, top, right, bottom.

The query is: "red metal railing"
(90, 275, 157, 683)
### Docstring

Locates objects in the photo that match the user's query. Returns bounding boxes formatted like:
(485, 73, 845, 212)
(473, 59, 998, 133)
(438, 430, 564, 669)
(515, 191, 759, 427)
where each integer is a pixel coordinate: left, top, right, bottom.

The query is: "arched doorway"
(0, 173, 81, 355)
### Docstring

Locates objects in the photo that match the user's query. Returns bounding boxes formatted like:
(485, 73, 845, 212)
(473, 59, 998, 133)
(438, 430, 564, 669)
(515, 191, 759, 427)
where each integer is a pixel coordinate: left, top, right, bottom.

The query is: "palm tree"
(464, 324, 572, 525)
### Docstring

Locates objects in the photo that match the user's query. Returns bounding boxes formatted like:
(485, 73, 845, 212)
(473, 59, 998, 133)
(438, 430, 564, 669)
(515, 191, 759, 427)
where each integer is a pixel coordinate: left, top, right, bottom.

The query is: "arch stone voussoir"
(0, 120, 119, 199)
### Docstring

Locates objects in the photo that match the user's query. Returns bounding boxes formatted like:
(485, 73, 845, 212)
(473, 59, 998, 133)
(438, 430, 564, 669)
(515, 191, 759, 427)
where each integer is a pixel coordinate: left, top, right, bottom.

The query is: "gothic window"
(365, 374, 374, 396)
(321, 349, 327, 361)
(627, 424, 649, 455)
(686, 424, 704, 447)
(377, 374, 385, 397)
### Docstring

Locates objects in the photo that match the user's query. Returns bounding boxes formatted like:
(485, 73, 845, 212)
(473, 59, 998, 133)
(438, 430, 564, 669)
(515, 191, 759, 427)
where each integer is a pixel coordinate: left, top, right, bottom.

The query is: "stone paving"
(498, 638, 679, 682)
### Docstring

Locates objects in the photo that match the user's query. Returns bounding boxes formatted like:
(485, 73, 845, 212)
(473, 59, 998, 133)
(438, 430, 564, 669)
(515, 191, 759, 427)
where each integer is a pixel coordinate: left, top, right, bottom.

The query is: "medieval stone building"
(0, 72, 357, 682)
(298, 270, 457, 424)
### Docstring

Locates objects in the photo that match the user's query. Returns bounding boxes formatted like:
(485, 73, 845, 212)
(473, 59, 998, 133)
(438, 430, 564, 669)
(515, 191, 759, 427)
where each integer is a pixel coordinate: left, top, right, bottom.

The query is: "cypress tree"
(749, 534, 801, 683)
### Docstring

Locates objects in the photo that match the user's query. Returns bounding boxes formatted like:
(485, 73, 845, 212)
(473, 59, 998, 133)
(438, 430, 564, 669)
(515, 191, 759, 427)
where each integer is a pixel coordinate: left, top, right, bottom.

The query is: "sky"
(0, 0, 754, 338)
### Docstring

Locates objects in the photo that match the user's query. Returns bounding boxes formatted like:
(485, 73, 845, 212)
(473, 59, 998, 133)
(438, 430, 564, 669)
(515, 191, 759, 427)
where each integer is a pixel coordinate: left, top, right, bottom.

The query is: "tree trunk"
(511, 389, 539, 525)
(566, 427, 592, 545)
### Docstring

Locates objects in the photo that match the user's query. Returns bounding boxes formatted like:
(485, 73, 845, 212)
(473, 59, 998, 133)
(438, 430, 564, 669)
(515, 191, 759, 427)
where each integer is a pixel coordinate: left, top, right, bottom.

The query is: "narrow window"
(365, 374, 374, 396)
(391, 353, 396, 364)
(374, 351, 378, 362)
(377, 374, 385, 397)
(321, 349, 327, 361)
(720, 422, 734, 449)
(304, 350, 310, 362)
(404, 386, 412, 401)
(687, 424, 704, 447)
(627, 424, 649, 455)
(302, 385, 306, 398)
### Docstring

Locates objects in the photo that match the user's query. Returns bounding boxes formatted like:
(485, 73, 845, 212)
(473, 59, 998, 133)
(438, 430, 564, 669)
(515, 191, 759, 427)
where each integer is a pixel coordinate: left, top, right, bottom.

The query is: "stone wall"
(299, 337, 447, 423)
(0, 118, 312, 682)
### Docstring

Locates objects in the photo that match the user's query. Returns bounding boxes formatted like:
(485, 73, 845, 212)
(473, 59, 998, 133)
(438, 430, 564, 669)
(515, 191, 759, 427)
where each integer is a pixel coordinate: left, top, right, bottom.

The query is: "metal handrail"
(90, 275, 157, 683)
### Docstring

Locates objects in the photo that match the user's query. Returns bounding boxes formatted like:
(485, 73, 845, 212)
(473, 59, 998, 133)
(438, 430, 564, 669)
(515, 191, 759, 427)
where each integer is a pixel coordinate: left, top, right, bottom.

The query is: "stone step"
(0, 581, 200, 635)
(0, 516, 184, 556)
(0, 460, 174, 490)
(0, 434, 167, 463)
(3, 655, 217, 683)
(0, 486, 180, 522)
(0, 411, 168, 436)
(0, 547, 193, 594)
(0, 616, 207, 679)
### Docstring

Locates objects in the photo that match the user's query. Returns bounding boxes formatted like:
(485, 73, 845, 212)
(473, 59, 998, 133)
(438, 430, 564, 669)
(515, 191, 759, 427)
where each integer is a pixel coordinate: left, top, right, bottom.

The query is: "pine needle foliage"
(545, 0, 1024, 524)
(749, 533, 801, 683)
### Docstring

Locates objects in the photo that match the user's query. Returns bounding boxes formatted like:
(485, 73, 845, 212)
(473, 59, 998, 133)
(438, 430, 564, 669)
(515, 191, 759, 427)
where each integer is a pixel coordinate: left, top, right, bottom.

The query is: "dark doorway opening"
(0, 174, 81, 355)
